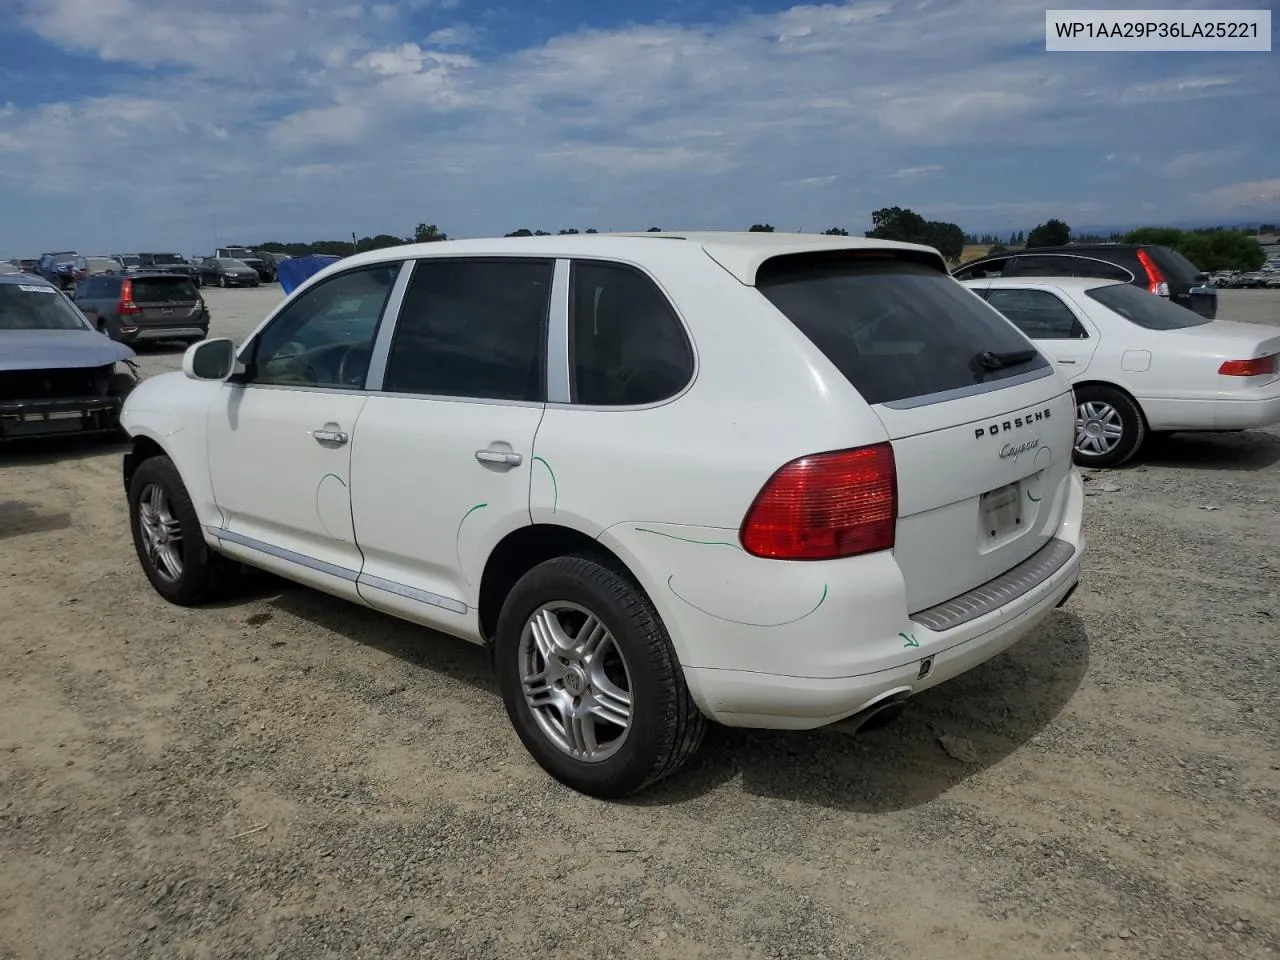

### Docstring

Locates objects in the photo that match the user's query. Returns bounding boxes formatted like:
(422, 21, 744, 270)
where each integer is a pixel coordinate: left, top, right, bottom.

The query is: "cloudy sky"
(0, 0, 1276, 255)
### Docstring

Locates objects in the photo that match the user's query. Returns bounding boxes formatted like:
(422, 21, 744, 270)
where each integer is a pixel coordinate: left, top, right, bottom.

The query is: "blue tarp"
(277, 255, 340, 295)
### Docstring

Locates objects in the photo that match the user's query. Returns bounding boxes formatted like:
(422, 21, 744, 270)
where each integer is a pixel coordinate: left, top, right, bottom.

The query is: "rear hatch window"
(757, 254, 1049, 405)
(132, 277, 199, 302)
(1148, 246, 1202, 283)
(1086, 283, 1210, 329)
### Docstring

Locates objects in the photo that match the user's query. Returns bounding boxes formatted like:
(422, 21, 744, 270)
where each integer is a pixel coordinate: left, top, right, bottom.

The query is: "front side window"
(383, 258, 552, 401)
(985, 289, 1088, 340)
(569, 260, 694, 406)
(245, 262, 402, 389)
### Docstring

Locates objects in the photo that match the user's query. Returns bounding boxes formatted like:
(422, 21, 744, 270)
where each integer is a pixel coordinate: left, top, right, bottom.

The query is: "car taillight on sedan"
(740, 442, 897, 560)
(117, 279, 141, 316)
(1219, 355, 1279, 377)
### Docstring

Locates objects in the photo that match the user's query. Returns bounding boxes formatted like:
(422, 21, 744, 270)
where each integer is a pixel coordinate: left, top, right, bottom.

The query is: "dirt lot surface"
(2, 288, 1279, 959)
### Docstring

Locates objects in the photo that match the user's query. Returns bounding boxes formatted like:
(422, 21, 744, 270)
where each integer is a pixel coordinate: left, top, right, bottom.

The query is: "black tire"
(494, 552, 706, 798)
(1072, 384, 1146, 468)
(127, 455, 240, 605)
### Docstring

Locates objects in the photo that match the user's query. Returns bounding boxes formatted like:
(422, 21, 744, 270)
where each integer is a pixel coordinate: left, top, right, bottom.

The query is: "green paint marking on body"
(900, 631, 919, 648)
(634, 527, 744, 551)
(455, 503, 488, 585)
(533, 456, 558, 512)
(667, 577, 827, 627)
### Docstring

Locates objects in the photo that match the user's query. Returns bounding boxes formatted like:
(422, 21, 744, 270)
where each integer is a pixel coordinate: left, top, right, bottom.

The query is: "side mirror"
(183, 337, 237, 382)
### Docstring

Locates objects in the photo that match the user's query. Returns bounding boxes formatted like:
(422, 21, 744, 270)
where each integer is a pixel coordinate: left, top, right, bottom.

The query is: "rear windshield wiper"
(972, 348, 1038, 373)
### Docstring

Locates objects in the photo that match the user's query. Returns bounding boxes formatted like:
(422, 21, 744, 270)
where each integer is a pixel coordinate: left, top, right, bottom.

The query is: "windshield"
(218, 258, 248, 268)
(224, 248, 253, 258)
(1086, 282, 1212, 330)
(0, 284, 92, 330)
(757, 254, 1048, 405)
(87, 258, 120, 273)
(145, 254, 184, 265)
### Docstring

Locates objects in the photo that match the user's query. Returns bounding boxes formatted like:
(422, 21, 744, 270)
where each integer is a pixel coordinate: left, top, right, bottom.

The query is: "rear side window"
(131, 277, 198, 302)
(985, 289, 1088, 340)
(1073, 258, 1131, 282)
(384, 258, 552, 401)
(1086, 283, 1211, 329)
(1004, 255, 1077, 277)
(757, 256, 1049, 406)
(569, 260, 694, 406)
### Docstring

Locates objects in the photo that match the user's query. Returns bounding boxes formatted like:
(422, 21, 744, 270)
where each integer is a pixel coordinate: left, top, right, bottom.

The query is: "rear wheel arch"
(1070, 380, 1149, 467)
(1071, 379, 1149, 427)
(477, 524, 638, 645)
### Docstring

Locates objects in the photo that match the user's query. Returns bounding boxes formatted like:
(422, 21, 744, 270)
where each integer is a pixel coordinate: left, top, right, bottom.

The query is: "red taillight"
(1219, 355, 1279, 377)
(740, 443, 897, 560)
(118, 278, 141, 315)
(1136, 248, 1169, 297)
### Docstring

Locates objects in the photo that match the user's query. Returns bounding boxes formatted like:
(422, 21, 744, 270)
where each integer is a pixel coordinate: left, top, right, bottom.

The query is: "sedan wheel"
(1072, 384, 1145, 468)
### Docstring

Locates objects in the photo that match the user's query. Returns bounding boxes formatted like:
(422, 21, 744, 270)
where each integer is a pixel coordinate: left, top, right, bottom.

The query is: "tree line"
(254, 211, 1269, 271)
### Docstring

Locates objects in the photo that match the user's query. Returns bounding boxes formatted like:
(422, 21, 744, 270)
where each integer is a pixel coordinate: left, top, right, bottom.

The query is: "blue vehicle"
(0, 273, 137, 441)
(36, 250, 79, 289)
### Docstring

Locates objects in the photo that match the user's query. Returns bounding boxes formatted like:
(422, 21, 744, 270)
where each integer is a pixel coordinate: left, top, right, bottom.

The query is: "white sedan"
(962, 277, 1280, 467)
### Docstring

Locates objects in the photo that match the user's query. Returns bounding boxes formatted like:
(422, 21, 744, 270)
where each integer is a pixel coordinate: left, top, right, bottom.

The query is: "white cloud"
(426, 25, 479, 47)
(1161, 147, 1248, 179)
(886, 165, 942, 182)
(1196, 178, 1280, 213)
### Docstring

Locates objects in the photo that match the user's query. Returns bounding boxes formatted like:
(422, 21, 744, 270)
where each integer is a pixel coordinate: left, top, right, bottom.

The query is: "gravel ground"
(1, 287, 1278, 960)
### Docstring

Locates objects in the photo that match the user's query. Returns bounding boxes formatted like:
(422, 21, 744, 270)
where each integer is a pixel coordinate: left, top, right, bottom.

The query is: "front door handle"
(475, 449, 522, 466)
(312, 427, 349, 445)
(1056, 357, 1080, 365)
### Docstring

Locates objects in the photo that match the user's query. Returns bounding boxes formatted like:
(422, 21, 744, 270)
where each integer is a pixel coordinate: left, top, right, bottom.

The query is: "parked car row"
(3, 247, 290, 291)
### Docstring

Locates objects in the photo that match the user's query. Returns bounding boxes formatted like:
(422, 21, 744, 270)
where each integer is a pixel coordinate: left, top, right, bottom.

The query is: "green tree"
(865, 206, 965, 260)
(534, 230, 551, 236)
(986, 243, 1009, 255)
(1123, 227, 1264, 271)
(646, 226, 661, 232)
(748, 223, 775, 232)
(1026, 219, 1071, 248)
(356, 233, 407, 252)
(822, 227, 849, 236)
(558, 228, 580, 235)
(505, 228, 534, 237)
(585, 228, 599, 234)
(413, 223, 448, 243)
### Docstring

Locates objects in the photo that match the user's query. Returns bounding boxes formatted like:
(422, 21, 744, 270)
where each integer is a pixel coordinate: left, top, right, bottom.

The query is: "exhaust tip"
(826, 689, 912, 735)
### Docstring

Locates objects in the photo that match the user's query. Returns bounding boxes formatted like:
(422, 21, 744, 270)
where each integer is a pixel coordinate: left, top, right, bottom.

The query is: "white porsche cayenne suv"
(120, 232, 1086, 798)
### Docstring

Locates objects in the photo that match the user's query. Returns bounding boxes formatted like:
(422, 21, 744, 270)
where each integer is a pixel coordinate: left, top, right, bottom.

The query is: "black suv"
(952, 243, 1217, 319)
(74, 272, 210, 345)
(137, 252, 202, 286)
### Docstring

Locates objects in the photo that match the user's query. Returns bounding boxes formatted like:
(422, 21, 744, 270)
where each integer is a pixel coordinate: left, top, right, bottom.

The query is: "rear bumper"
(114, 324, 207, 343)
(603, 470, 1087, 729)
(1140, 390, 1280, 431)
(0, 396, 122, 440)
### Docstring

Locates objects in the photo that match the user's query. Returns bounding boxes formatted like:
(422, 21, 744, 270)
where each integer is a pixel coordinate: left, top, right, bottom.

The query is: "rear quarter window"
(757, 255, 1050, 406)
(1085, 283, 1211, 329)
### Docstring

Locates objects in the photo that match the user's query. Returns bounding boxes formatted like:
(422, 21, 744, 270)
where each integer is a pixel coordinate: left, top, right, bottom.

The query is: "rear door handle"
(1056, 357, 1080, 365)
(475, 449, 522, 466)
(312, 427, 349, 445)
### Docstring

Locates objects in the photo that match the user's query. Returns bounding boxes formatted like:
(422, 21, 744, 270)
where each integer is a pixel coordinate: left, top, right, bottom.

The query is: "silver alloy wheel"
(138, 483, 184, 582)
(519, 602, 634, 763)
(1075, 400, 1124, 456)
